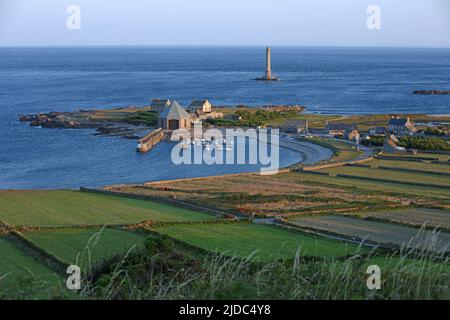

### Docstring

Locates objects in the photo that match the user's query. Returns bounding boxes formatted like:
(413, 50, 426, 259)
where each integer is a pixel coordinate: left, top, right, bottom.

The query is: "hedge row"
(5, 231, 69, 275)
(80, 187, 236, 219)
(377, 166, 450, 177)
(376, 155, 439, 162)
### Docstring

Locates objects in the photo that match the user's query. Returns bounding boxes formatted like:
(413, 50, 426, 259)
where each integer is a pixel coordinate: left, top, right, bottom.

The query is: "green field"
(319, 166, 450, 187)
(0, 190, 216, 226)
(304, 137, 362, 163)
(26, 228, 146, 267)
(369, 159, 450, 174)
(0, 238, 64, 297)
(150, 223, 365, 260)
(381, 153, 450, 162)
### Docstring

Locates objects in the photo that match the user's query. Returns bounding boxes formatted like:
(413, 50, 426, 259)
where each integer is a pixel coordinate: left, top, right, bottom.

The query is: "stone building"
(188, 99, 212, 113)
(158, 101, 191, 130)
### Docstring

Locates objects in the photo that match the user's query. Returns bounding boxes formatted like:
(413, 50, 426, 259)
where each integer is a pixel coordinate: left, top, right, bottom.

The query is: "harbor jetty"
(137, 128, 165, 153)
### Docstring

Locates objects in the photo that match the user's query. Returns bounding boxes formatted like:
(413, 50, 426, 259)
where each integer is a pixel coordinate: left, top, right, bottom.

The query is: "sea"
(0, 47, 449, 189)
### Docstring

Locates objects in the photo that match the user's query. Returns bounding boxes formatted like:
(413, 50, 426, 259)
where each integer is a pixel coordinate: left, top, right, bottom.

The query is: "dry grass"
(110, 173, 414, 217)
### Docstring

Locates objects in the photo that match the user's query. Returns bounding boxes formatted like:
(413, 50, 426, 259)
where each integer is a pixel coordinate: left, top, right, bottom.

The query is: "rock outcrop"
(413, 90, 450, 95)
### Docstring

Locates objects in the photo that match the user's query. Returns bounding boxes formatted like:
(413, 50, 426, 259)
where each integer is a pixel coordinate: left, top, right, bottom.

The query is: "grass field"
(303, 137, 362, 163)
(355, 208, 450, 230)
(0, 190, 216, 226)
(369, 159, 450, 174)
(319, 166, 450, 187)
(381, 153, 450, 162)
(288, 215, 450, 253)
(0, 238, 64, 297)
(26, 228, 146, 267)
(150, 223, 365, 260)
(0, 238, 58, 280)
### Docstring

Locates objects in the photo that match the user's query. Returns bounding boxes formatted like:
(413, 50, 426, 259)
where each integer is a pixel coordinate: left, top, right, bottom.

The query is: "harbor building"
(158, 101, 191, 130)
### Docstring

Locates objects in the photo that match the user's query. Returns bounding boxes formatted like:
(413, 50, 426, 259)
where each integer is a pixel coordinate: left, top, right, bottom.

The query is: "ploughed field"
(25, 228, 147, 267)
(354, 208, 450, 230)
(148, 223, 366, 260)
(0, 190, 217, 226)
(287, 215, 450, 253)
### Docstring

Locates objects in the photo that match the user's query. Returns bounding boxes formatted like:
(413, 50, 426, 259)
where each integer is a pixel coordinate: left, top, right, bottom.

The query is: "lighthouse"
(265, 46, 272, 80)
(256, 46, 279, 81)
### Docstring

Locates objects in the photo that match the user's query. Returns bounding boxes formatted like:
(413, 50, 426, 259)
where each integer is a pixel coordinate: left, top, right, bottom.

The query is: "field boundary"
(300, 156, 375, 172)
(376, 166, 450, 177)
(5, 231, 69, 275)
(376, 155, 439, 162)
(335, 174, 450, 190)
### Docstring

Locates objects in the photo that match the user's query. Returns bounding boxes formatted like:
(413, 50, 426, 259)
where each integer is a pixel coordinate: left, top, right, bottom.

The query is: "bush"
(125, 111, 158, 126)
(398, 136, 450, 151)
(362, 136, 385, 147)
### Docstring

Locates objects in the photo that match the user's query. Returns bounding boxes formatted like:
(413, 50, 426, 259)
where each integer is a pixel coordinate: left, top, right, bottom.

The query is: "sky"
(0, 0, 449, 47)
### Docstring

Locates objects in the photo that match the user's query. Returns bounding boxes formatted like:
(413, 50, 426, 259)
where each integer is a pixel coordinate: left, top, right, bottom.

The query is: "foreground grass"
(0, 190, 215, 226)
(89, 236, 450, 300)
(149, 223, 364, 260)
(25, 228, 146, 268)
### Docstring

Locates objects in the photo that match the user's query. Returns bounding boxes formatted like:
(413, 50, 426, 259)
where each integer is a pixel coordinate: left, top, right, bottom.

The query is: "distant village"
(278, 116, 450, 155)
(149, 97, 449, 155)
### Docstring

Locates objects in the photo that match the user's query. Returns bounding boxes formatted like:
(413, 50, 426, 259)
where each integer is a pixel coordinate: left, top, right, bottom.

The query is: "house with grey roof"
(280, 120, 308, 134)
(326, 122, 356, 136)
(388, 117, 417, 136)
(369, 127, 388, 136)
(383, 135, 406, 154)
(158, 101, 191, 130)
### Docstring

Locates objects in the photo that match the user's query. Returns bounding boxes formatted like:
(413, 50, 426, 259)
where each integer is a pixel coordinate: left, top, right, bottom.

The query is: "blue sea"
(0, 47, 449, 189)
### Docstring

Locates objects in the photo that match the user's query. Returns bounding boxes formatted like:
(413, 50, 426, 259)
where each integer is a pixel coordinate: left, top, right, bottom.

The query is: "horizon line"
(1, 44, 450, 50)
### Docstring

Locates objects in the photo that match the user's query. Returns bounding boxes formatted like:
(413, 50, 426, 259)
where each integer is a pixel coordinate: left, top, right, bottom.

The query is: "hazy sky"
(0, 0, 449, 47)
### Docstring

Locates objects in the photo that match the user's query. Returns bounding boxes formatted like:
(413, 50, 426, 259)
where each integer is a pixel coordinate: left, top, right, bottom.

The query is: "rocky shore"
(19, 112, 86, 129)
(19, 109, 153, 139)
(413, 90, 450, 95)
